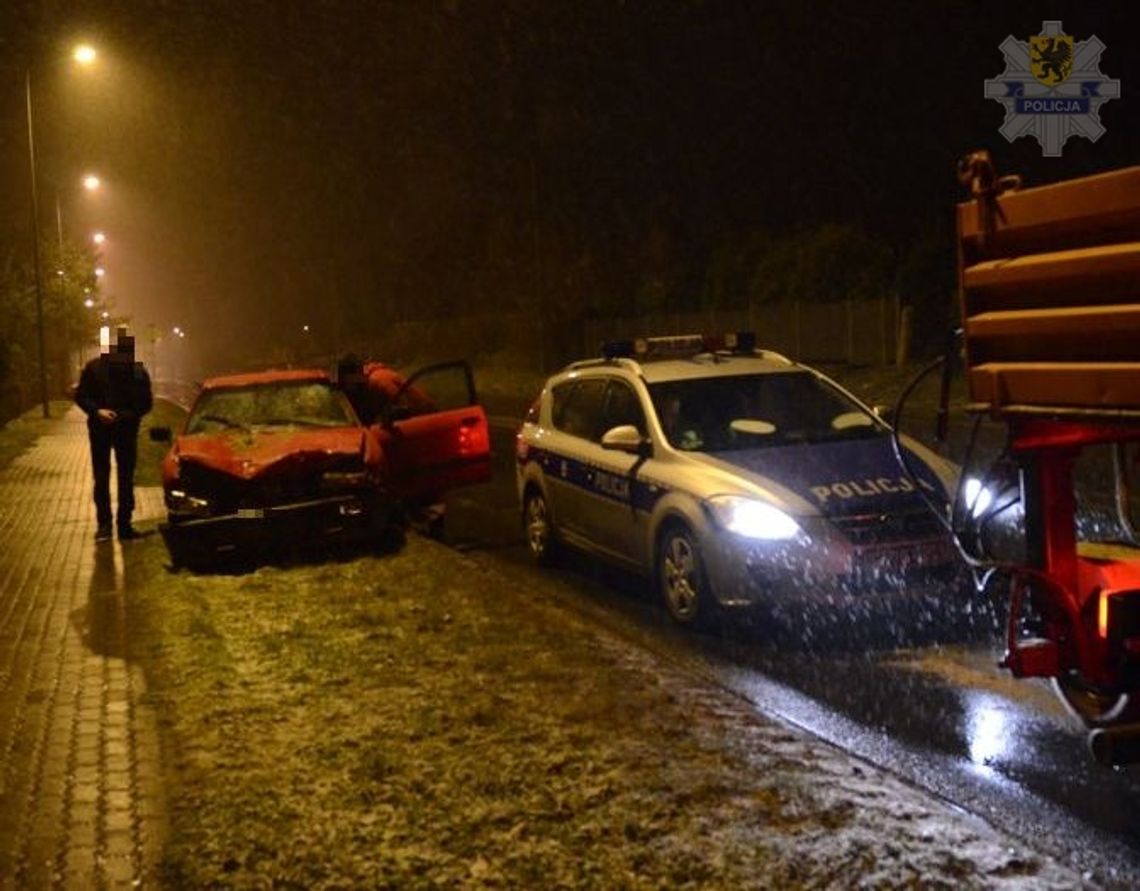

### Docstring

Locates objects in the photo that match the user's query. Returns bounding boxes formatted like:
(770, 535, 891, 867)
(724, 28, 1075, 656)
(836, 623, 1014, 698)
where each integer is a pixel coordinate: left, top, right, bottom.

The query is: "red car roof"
(201, 368, 330, 390)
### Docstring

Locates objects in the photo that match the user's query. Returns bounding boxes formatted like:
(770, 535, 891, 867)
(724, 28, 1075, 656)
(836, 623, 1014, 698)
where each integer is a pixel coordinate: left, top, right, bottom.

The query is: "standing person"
(74, 327, 154, 541)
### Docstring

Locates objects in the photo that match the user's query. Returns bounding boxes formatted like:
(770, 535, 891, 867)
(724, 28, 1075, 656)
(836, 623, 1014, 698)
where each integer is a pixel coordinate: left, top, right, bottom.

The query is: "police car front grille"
(830, 508, 945, 546)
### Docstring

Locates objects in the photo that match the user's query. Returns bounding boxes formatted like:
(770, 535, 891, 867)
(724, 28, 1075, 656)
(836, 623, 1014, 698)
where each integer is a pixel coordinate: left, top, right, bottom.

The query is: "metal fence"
(357, 295, 903, 373)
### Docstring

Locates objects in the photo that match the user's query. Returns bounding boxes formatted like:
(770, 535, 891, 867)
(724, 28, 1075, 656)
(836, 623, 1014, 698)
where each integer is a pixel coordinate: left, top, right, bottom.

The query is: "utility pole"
(25, 68, 49, 418)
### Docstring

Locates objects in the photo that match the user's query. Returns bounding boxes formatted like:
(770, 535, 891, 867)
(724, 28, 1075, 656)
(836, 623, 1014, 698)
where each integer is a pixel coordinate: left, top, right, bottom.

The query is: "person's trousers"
(88, 422, 139, 529)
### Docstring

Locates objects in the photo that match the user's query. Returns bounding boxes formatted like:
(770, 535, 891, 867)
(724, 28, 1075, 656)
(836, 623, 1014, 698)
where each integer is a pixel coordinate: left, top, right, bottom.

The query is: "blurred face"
(111, 336, 135, 364)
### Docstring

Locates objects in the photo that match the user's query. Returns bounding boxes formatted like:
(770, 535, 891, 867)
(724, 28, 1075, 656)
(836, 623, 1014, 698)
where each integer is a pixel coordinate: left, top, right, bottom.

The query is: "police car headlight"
(963, 477, 994, 519)
(707, 496, 800, 541)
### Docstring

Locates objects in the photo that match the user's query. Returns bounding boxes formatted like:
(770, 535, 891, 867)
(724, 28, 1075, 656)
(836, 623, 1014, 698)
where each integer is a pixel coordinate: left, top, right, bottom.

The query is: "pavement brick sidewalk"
(0, 406, 166, 889)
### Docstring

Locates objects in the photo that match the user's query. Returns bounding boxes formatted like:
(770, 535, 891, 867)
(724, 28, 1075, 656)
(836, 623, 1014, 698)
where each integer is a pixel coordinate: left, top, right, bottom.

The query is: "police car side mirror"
(149, 426, 172, 443)
(601, 425, 651, 457)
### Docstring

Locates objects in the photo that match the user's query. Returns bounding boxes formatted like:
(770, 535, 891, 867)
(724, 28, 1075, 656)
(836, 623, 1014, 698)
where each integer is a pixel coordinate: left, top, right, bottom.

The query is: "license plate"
(237, 508, 264, 519)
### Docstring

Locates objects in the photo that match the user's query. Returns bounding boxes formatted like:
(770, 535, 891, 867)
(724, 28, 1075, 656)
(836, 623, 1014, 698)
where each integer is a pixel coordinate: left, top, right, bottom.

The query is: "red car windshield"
(186, 381, 357, 433)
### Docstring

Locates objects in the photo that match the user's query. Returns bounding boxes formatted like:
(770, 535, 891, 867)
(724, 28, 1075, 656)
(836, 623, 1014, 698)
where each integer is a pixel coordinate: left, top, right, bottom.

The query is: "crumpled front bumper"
(161, 493, 388, 565)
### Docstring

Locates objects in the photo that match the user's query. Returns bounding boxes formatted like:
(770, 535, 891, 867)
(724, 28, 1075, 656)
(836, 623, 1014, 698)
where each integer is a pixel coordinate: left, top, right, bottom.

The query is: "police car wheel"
(658, 524, 709, 626)
(523, 489, 558, 566)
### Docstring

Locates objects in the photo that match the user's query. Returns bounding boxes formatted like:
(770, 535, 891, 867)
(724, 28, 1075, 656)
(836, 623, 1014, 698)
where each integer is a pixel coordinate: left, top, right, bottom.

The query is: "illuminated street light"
(25, 43, 98, 417)
(56, 173, 103, 255)
(94, 266, 106, 278)
(302, 324, 310, 333)
(84, 297, 95, 308)
(92, 231, 106, 245)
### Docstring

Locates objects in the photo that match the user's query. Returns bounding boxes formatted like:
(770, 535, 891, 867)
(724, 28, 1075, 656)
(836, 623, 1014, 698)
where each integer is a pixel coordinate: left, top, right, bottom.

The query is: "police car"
(516, 334, 971, 626)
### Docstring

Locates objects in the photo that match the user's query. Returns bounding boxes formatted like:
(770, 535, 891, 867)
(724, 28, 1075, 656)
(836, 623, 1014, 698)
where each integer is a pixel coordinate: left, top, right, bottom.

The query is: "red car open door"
(376, 361, 492, 500)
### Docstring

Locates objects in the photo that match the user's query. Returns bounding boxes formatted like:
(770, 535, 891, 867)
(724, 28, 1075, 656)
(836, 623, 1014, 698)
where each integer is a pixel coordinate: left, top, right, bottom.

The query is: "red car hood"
(174, 426, 368, 480)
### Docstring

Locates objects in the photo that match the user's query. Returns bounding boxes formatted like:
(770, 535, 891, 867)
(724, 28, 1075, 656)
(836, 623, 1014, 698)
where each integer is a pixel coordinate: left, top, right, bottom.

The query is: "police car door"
(590, 378, 649, 563)
(544, 377, 608, 545)
(548, 375, 646, 564)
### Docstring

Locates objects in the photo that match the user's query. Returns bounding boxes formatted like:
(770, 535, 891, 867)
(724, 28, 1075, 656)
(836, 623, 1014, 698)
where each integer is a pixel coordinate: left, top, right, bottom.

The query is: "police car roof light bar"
(600, 332, 757, 362)
(717, 331, 757, 353)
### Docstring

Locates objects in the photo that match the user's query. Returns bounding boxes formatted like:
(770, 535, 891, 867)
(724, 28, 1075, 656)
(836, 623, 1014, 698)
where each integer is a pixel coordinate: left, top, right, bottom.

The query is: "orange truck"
(955, 150, 1140, 764)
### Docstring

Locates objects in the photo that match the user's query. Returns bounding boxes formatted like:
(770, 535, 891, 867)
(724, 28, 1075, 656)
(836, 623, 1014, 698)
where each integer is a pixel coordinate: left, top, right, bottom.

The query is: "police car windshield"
(186, 381, 356, 433)
(648, 371, 884, 452)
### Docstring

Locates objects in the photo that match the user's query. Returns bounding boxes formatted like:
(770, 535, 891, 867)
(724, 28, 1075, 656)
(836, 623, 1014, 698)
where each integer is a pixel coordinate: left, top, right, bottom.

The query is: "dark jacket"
(75, 355, 154, 427)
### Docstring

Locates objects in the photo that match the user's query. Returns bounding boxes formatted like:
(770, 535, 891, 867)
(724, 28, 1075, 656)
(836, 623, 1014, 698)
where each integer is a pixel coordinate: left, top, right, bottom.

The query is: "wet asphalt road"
(442, 422, 1140, 886)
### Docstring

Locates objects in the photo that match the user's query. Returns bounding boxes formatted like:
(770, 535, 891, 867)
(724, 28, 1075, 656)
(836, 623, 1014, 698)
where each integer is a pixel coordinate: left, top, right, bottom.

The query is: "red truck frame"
(956, 151, 1140, 765)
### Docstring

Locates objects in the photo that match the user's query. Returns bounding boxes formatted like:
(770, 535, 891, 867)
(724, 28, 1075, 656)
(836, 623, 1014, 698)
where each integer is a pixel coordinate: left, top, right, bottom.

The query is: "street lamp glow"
(84, 297, 95, 308)
(94, 266, 106, 278)
(172, 326, 181, 335)
(92, 231, 106, 245)
(302, 324, 310, 333)
(26, 42, 100, 417)
(83, 174, 101, 191)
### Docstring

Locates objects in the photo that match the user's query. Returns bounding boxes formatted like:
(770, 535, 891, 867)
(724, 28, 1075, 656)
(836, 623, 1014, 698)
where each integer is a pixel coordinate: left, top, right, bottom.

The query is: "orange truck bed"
(957, 161, 1140, 417)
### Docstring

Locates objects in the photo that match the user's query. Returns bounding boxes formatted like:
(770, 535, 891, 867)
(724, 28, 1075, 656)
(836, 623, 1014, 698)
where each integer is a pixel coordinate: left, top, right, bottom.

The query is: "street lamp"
(56, 172, 102, 256)
(25, 43, 98, 418)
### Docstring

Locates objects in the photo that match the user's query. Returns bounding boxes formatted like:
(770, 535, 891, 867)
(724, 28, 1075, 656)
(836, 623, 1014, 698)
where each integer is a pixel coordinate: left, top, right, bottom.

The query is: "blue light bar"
(600, 332, 757, 361)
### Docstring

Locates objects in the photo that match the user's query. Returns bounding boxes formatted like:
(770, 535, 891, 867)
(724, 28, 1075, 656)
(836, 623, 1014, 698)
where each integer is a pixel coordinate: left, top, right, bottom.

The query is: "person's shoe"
(95, 524, 113, 542)
(117, 525, 141, 540)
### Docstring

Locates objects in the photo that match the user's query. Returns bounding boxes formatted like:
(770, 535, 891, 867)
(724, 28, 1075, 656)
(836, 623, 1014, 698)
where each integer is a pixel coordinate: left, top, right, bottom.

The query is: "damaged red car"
(153, 362, 490, 567)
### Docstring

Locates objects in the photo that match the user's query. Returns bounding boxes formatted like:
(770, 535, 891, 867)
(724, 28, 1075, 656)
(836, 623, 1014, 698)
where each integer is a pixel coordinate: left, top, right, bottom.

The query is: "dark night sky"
(1, 1, 1137, 372)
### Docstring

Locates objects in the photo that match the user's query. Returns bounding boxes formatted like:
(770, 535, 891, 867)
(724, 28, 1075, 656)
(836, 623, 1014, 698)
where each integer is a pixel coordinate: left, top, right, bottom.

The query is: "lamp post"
(25, 68, 49, 417)
(24, 44, 97, 418)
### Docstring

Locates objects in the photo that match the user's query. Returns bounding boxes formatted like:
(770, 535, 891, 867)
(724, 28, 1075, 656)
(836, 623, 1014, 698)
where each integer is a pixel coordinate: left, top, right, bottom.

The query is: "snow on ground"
(125, 531, 1093, 889)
